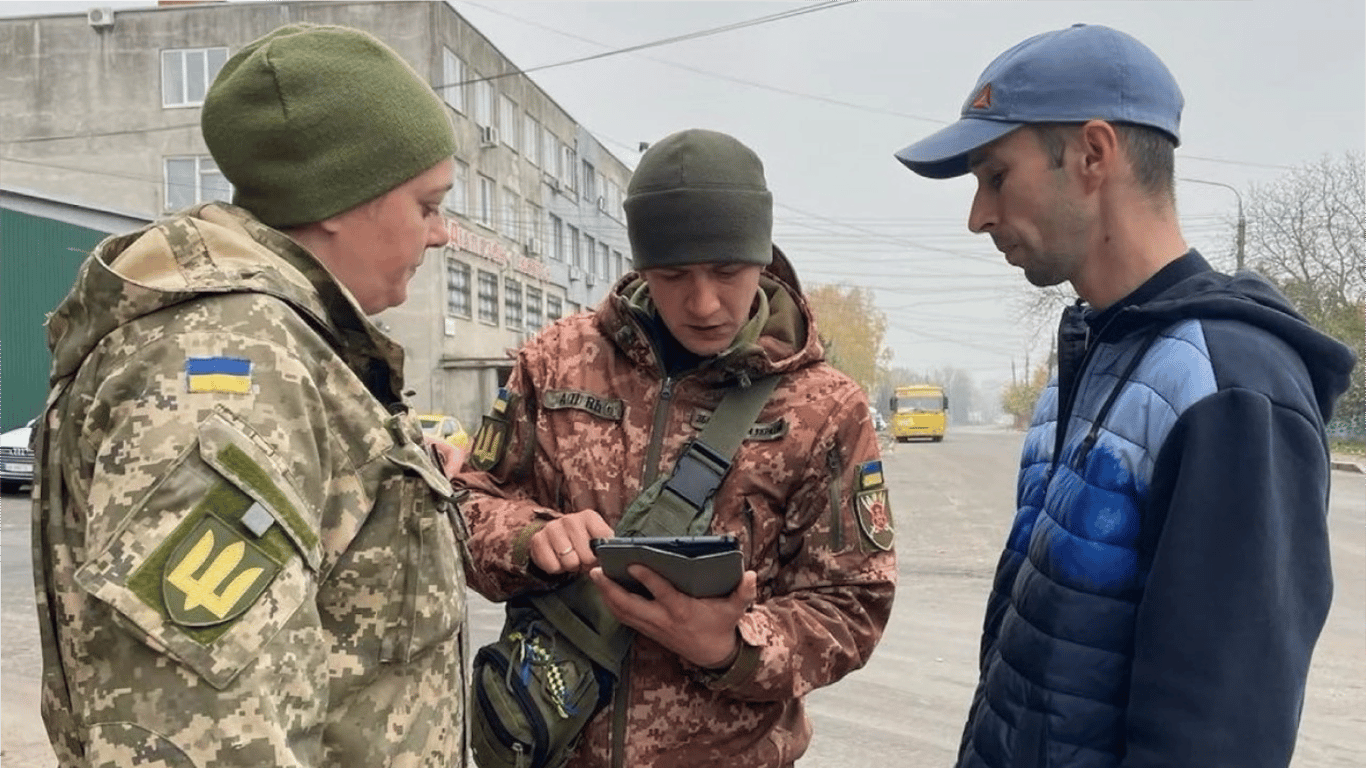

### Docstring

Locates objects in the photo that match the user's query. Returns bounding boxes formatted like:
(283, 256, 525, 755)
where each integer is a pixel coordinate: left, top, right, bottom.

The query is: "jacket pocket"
(75, 413, 317, 690)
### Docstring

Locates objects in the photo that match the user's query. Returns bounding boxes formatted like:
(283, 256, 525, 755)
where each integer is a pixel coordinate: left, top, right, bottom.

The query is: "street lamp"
(1180, 177, 1246, 271)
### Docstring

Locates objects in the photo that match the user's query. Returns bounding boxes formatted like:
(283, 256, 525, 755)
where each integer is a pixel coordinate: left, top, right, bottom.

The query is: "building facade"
(0, 0, 633, 426)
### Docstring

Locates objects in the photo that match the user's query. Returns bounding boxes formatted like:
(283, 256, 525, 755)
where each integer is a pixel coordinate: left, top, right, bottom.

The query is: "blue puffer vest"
(958, 318, 1216, 768)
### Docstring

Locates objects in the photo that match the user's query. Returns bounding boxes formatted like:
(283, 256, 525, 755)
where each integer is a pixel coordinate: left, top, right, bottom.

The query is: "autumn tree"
(1241, 152, 1365, 432)
(806, 283, 891, 396)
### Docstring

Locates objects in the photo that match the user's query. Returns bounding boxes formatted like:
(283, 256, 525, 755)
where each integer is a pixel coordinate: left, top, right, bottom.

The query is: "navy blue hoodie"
(958, 251, 1356, 768)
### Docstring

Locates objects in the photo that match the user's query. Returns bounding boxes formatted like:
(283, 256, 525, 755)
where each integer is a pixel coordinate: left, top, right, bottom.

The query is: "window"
(524, 116, 541, 167)
(474, 78, 493, 127)
(541, 129, 557, 176)
(499, 95, 519, 151)
(568, 224, 581, 268)
(441, 48, 466, 113)
(525, 286, 543, 330)
(598, 242, 611, 280)
(560, 143, 578, 194)
(504, 277, 523, 329)
(526, 202, 542, 249)
(477, 270, 499, 324)
(547, 294, 563, 323)
(613, 250, 625, 279)
(477, 175, 495, 227)
(596, 171, 608, 210)
(549, 214, 564, 261)
(607, 180, 622, 219)
(585, 234, 597, 277)
(164, 155, 231, 210)
(162, 47, 228, 108)
(582, 160, 597, 204)
(503, 188, 520, 240)
(446, 259, 471, 317)
(446, 159, 469, 215)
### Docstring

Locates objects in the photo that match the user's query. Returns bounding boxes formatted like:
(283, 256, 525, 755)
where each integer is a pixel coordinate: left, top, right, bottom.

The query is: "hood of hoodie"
(47, 203, 402, 388)
(595, 245, 825, 383)
(1091, 251, 1356, 424)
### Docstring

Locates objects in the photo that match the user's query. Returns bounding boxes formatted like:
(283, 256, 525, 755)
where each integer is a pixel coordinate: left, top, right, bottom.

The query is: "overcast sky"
(6, 0, 1364, 390)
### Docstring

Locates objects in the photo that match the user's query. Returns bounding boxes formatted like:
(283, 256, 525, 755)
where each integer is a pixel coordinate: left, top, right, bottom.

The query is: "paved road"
(3, 427, 1362, 766)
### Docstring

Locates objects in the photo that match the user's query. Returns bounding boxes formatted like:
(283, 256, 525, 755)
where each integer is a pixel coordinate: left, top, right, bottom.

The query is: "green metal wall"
(1, 209, 103, 431)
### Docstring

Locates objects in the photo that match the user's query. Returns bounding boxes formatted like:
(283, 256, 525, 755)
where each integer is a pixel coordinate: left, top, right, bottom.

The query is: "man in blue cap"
(896, 24, 1355, 768)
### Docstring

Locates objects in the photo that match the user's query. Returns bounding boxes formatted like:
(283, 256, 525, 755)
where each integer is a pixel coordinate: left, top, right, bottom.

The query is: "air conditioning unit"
(87, 7, 115, 28)
(525, 237, 541, 256)
(596, 196, 607, 213)
(584, 272, 596, 288)
(543, 173, 562, 193)
(479, 125, 499, 148)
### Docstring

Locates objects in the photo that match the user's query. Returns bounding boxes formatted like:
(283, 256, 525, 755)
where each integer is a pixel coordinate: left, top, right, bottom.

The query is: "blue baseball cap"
(896, 24, 1184, 179)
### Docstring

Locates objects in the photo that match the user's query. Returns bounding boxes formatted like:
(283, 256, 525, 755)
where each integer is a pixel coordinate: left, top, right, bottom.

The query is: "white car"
(0, 418, 35, 494)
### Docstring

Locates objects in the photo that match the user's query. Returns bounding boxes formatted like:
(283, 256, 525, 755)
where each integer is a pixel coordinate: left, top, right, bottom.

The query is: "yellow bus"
(890, 384, 948, 442)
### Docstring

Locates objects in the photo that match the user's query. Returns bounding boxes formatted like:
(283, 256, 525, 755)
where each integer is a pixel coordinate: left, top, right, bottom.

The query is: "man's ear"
(1077, 120, 1120, 189)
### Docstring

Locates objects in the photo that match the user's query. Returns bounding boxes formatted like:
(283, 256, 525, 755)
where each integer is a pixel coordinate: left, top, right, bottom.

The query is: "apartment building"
(0, 0, 633, 425)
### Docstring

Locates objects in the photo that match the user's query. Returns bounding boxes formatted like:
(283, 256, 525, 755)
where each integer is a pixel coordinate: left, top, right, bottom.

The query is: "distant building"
(0, 0, 633, 426)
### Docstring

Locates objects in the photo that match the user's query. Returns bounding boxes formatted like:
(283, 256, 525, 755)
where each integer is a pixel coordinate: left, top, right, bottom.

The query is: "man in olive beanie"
(624, 128, 774, 271)
(34, 22, 471, 768)
(457, 127, 894, 767)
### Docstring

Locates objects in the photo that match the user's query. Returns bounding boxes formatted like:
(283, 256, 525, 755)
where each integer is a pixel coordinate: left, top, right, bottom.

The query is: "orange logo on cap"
(971, 83, 992, 110)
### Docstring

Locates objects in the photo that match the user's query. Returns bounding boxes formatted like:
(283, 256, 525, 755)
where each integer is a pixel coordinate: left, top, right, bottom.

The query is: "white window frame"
(524, 116, 541, 167)
(549, 213, 564, 261)
(445, 159, 469, 215)
(164, 155, 231, 210)
(477, 175, 495, 228)
(525, 286, 543, 330)
(474, 78, 494, 128)
(445, 258, 472, 318)
(503, 276, 523, 329)
(499, 95, 519, 151)
(161, 47, 228, 108)
(502, 188, 520, 240)
(441, 47, 466, 113)
(477, 270, 500, 325)
(547, 294, 564, 323)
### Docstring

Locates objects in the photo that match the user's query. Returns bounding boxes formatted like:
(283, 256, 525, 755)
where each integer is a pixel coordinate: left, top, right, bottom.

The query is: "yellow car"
(417, 414, 471, 471)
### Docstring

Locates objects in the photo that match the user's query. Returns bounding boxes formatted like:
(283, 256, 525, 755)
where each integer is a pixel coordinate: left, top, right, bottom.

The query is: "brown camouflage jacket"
(457, 269, 897, 767)
(31, 204, 468, 767)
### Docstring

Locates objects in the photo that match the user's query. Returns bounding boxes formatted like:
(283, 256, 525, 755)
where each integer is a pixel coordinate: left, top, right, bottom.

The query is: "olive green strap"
(616, 375, 780, 537)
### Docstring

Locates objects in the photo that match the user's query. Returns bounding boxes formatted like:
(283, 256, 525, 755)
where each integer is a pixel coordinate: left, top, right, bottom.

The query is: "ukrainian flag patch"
(186, 357, 252, 394)
(858, 460, 884, 490)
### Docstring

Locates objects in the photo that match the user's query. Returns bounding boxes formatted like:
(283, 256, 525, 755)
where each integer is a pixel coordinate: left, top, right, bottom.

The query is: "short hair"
(1030, 122, 1175, 199)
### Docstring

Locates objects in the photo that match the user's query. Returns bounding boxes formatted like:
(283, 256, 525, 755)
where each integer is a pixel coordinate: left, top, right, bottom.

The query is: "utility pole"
(1180, 177, 1246, 271)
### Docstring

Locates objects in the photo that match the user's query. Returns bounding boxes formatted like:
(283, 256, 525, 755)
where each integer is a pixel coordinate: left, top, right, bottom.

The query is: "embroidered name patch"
(543, 389, 624, 421)
(186, 357, 252, 394)
(690, 410, 788, 441)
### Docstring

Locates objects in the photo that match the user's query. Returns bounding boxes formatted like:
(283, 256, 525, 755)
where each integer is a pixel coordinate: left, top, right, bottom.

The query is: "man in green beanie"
(33, 23, 470, 767)
(457, 128, 897, 767)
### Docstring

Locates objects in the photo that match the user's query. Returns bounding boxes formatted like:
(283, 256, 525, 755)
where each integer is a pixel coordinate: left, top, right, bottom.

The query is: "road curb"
(1332, 459, 1364, 473)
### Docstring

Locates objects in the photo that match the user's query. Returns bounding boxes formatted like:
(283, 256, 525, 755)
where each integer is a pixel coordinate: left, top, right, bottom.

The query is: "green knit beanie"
(201, 23, 455, 228)
(624, 129, 773, 270)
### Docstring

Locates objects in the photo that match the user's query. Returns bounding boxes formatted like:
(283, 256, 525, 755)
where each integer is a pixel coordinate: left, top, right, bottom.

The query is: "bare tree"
(1243, 152, 1365, 431)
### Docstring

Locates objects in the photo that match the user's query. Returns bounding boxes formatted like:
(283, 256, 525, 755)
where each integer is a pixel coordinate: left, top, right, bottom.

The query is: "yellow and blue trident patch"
(186, 357, 252, 394)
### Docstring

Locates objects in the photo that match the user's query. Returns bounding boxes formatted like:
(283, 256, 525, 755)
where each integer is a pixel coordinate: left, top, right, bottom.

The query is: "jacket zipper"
(641, 377, 675, 488)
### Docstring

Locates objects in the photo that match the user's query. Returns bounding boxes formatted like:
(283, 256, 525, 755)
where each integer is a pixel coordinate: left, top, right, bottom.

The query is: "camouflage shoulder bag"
(469, 376, 779, 768)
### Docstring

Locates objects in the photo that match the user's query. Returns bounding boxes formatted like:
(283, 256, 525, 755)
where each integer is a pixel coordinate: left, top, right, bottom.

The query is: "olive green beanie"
(201, 23, 455, 228)
(624, 128, 773, 270)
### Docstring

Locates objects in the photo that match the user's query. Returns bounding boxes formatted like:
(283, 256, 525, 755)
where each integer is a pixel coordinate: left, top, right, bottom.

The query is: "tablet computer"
(591, 535, 742, 599)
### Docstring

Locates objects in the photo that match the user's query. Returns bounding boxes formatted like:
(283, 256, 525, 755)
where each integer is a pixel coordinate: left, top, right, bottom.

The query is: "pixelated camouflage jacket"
(456, 267, 898, 768)
(31, 203, 468, 768)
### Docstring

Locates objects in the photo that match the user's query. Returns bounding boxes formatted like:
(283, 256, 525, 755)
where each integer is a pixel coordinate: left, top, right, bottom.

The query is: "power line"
(454, 0, 945, 125)
(448, 0, 858, 87)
